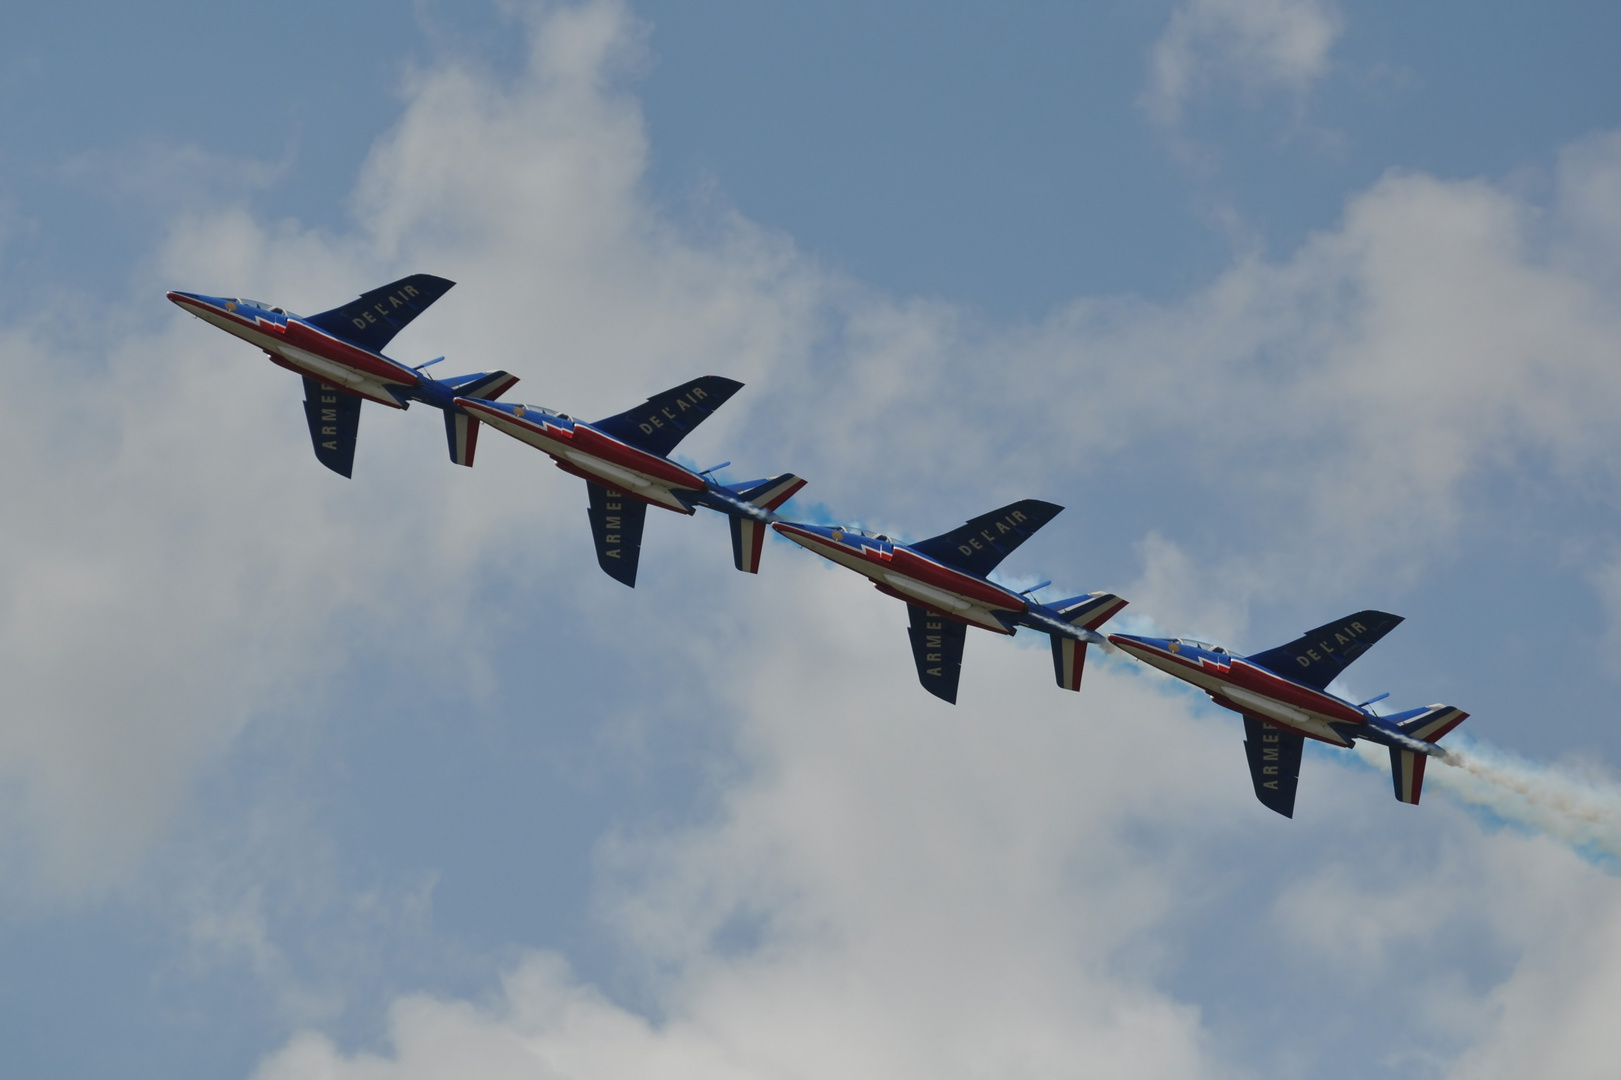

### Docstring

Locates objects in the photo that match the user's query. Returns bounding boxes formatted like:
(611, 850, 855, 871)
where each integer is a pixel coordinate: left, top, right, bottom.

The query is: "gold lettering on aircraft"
(317, 390, 341, 449)
(956, 509, 1032, 557)
(1259, 727, 1282, 788)
(1295, 619, 1378, 667)
(348, 284, 426, 331)
(601, 489, 625, 559)
(637, 385, 712, 435)
(922, 613, 947, 677)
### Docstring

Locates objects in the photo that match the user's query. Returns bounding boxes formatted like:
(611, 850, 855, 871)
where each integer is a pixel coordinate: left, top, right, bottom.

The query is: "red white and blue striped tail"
(1390, 705, 1469, 805)
(731, 516, 768, 574)
(1051, 636, 1088, 691)
(444, 409, 481, 467)
(722, 473, 806, 573)
(1390, 748, 1428, 804)
(734, 473, 807, 512)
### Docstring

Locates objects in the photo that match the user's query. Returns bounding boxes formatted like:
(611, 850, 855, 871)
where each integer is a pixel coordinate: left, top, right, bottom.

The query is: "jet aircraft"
(455, 376, 805, 587)
(1108, 612, 1468, 817)
(771, 501, 1126, 703)
(168, 275, 518, 476)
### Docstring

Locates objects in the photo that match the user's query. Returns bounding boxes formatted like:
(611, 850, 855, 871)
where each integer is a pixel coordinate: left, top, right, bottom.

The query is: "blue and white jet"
(1109, 612, 1469, 817)
(772, 500, 1127, 703)
(456, 376, 805, 587)
(168, 275, 517, 476)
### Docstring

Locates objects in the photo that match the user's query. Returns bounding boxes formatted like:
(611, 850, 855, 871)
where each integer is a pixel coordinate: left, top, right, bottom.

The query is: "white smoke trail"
(1356, 736, 1621, 863)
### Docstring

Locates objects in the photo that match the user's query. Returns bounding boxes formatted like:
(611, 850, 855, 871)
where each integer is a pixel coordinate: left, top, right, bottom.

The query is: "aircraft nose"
(167, 290, 205, 309)
(770, 522, 811, 547)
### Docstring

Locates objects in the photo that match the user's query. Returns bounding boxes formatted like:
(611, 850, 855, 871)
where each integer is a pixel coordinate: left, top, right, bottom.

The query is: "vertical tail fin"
(1388, 705, 1469, 805)
(1044, 593, 1127, 692)
(1051, 637, 1087, 691)
(720, 474, 807, 574)
(441, 371, 519, 467)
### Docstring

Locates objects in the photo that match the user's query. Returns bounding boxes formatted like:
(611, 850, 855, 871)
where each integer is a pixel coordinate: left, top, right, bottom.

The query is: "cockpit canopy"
(831, 526, 892, 542)
(1170, 637, 1231, 655)
(225, 298, 286, 315)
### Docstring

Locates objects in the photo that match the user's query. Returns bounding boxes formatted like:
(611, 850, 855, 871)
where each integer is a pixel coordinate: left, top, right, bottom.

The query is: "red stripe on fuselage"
(171, 295, 420, 390)
(551, 459, 696, 514)
(567, 424, 705, 490)
(887, 548, 1027, 612)
(281, 319, 420, 386)
(264, 353, 405, 408)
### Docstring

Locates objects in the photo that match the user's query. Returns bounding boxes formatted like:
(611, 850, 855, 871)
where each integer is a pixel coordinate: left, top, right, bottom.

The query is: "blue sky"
(3, 2, 1621, 1077)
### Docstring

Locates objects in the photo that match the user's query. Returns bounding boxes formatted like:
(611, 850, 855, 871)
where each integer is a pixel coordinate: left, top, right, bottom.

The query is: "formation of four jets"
(168, 274, 1469, 819)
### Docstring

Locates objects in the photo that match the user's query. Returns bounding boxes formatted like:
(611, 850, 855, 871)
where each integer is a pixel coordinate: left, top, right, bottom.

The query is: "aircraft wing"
(586, 482, 649, 587)
(301, 376, 362, 477)
(910, 499, 1064, 577)
(305, 274, 455, 354)
(906, 604, 967, 703)
(592, 376, 743, 458)
(1242, 715, 1304, 817)
(1246, 610, 1404, 690)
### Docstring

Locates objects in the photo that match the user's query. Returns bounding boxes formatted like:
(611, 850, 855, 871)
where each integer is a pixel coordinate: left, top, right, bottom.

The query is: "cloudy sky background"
(4, 1, 1621, 1076)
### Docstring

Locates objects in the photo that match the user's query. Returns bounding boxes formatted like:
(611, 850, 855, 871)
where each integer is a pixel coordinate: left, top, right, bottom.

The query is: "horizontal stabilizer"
(726, 473, 807, 513)
(1395, 704, 1469, 743)
(1243, 715, 1305, 818)
(446, 370, 520, 400)
(301, 376, 362, 477)
(587, 482, 648, 587)
(907, 604, 967, 704)
(593, 376, 743, 458)
(306, 274, 455, 355)
(1247, 610, 1404, 691)
(441, 371, 518, 466)
(1051, 592, 1128, 631)
(911, 499, 1063, 577)
(1051, 637, 1087, 691)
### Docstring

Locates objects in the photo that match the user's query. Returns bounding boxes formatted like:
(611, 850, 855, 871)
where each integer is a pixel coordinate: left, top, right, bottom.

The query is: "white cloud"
(1143, 0, 1343, 127)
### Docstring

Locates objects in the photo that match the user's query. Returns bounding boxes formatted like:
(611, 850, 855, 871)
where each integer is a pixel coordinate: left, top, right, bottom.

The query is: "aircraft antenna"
(413, 356, 446, 371)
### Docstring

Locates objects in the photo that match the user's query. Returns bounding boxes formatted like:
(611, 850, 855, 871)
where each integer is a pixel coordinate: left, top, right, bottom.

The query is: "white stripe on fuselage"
(477, 413, 692, 512)
(190, 307, 410, 406)
(1116, 643, 1356, 746)
(785, 531, 1014, 632)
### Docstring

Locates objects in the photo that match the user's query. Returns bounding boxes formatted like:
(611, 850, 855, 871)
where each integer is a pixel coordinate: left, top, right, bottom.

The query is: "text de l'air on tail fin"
(724, 473, 808, 574)
(1247, 610, 1404, 691)
(1243, 715, 1306, 818)
(1045, 593, 1128, 692)
(305, 274, 456, 355)
(587, 482, 649, 588)
(1389, 705, 1469, 805)
(301, 376, 362, 477)
(441, 371, 520, 467)
(592, 376, 744, 458)
(907, 604, 967, 704)
(910, 499, 1064, 578)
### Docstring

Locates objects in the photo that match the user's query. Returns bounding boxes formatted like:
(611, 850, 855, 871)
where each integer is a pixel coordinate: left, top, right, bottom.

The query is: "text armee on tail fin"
(300, 376, 362, 477)
(1243, 715, 1305, 818)
(587, 482, 648, 588)
(907, 603, 967, 704)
